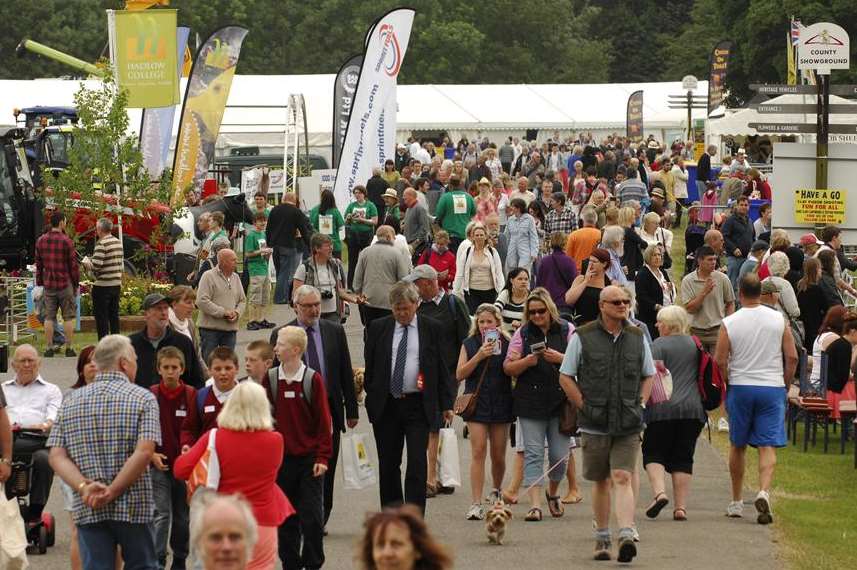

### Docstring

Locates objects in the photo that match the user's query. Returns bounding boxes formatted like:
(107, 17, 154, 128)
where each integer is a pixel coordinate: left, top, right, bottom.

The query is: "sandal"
(525, 507, 543, 522)
(562, 492, 583, 505)
(546, 492, 565, 518)
(645, 492, 670, 519)
(673, 508, 688, 521)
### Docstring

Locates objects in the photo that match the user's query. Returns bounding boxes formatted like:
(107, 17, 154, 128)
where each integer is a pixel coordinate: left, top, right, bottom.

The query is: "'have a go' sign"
(794, 188, 847, 224)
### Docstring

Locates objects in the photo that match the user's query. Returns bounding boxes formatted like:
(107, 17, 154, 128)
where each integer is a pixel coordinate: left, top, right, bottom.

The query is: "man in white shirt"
(714, 274, 797, 525)
(2, 344, 63, 522)
(509, 176, 535, 206)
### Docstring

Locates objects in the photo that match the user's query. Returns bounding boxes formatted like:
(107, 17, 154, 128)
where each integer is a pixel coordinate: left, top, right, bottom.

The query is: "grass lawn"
(670, 216, 857, 570)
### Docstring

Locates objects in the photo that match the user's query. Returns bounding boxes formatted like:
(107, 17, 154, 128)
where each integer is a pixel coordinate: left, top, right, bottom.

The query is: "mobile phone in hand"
(483, 328, 502, 355)
(530, 341, 546, 354)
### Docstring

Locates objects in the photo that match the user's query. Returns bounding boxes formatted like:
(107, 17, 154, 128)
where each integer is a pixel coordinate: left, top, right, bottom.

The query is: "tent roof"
(0, 76, 709, 136)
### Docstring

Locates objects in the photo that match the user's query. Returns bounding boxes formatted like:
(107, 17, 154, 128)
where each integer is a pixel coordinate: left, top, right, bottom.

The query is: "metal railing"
(0, 277, 35, 345)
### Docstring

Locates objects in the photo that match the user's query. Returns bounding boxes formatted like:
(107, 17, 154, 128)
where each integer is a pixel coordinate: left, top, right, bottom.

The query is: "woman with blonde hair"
(643, 305, 706, 521)
(454, 221, 505, 313)
(168, 284, 208, 377)
(456, 304, 514, 520)
(503, 288, 574, 521)
(175, 382, 294, 569)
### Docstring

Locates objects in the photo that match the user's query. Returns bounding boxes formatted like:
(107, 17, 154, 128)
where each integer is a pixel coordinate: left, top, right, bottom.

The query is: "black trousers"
(11, 437, 53, 519)
(346, 230, 373, 290)
(323, 428, 341, 525)
(372, 395, 430, 515)
(92, 285, 120, 339)
(360, 306, 392, 341)
(278, 454, 325, 570)
(465, 288, 498, 315)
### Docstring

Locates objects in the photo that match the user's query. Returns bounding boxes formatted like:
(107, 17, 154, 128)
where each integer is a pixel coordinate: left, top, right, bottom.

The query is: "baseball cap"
(142, 293, 170, 310)
(799, 233, 823, 246)
(403, 264, 438, 283)
(751, 240, 769, 253)
(760, 279, 779, 295)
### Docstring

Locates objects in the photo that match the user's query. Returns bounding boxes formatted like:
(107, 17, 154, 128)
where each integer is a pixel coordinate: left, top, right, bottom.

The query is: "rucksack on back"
(692, 336, 725, 411)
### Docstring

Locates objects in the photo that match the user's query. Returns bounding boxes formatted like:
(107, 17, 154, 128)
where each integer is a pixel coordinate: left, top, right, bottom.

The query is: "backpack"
(267, 366, 315, 406)
(692, 336, 725, 411)
(196, 386, 212, 416)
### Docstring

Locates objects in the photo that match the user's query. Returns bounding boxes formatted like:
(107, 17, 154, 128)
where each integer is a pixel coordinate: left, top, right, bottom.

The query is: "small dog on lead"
(486, 501, 513, 545)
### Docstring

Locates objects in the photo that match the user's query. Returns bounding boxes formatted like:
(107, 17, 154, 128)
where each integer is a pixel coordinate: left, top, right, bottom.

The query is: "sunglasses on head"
(604, 299, 631, 306)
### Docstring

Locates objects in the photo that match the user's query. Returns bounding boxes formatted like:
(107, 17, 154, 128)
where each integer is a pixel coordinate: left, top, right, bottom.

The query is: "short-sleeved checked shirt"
(47, 371, 161, 525)
(35, 229, 79, 290)
(544, 208, 577, 236)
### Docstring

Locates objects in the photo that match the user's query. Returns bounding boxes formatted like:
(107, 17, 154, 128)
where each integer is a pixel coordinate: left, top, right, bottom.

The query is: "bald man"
(196, 248, 246, 361)
(2, 344, 63, 522)
(353, 226, 411, 333)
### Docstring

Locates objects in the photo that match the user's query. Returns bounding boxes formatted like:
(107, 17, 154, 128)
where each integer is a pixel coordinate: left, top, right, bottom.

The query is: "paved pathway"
(22, 304, 781, 569)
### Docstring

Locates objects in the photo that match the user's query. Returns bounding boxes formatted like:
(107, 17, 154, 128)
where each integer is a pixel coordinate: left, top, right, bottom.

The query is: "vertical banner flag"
(170, 26, 248, 206)
(707, 40, 733, 116)
(626, 90, 643, 143)
(333, 54, 363, 170)
(107, 9, 179, 108)
(333, 8, 415, 202)
(379, 82, 397, 167)
(140, 26, 189, 180)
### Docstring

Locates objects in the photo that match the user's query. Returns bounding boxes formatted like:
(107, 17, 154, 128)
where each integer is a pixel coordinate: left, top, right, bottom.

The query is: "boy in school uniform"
(242, 339, 275, 384)
(269, 326, 333, 570)
(180, 346, 239, 450)
(150, 346, 196, 570)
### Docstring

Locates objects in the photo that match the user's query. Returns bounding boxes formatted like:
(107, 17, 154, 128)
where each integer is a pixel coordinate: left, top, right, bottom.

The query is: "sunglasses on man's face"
(603, 299, 631, 307)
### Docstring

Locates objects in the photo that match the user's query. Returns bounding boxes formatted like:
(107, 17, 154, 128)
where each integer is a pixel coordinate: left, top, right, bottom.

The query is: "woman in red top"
(174, 381, 294, 570)
(419, 230, 456, 291)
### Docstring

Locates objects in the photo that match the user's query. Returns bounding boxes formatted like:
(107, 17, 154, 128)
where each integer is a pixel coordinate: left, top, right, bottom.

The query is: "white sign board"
(798, 22, 850, 71)
(682, 75, 698, 91)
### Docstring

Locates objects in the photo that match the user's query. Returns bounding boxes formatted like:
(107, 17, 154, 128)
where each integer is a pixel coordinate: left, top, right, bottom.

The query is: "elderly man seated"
(1, 344, 62, 523)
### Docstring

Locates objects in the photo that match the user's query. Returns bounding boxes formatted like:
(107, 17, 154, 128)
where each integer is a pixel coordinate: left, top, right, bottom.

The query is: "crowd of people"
(1, 131, 856, 568)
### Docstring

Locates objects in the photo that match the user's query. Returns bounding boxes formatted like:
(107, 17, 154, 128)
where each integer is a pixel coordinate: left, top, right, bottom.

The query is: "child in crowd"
(270, 326, 333, 570)
(181, 346, 240, 449)
(418, 230, 456, 291)
(243, 339, 275, 384)
(244, 211, 275, 330)
(150, 346, 196, 570)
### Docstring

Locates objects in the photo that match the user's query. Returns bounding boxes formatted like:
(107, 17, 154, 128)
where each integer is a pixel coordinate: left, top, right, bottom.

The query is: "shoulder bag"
(454, 357, 489, 420)
(658, 228, 673, 269)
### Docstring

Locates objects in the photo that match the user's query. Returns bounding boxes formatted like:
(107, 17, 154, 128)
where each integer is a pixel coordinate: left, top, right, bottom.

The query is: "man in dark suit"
(269, 285, 358, 526)
(364, 281, 455, 514)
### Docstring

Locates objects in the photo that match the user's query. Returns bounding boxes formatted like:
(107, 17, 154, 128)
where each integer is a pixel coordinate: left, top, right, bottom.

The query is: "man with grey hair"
(353, 226, 411, 333)
(364, 281, 455, 514)
(48, 334, 161, 569)
(197, 248, 246, 361)
(83, 217, 124, 338)
(367, 165, 390, 220)
(190, 492, 258, 569)
(402, 187, 431, 260)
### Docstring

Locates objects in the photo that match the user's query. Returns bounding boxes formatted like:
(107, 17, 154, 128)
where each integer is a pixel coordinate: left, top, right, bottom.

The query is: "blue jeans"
(198, 328, 237, 364)
(274, 247, 303, 304)
(152, 469, 189, 569)
(726, 254, 745, 292)
(519, 416, 570, 487)
(78, 521, 158, 570)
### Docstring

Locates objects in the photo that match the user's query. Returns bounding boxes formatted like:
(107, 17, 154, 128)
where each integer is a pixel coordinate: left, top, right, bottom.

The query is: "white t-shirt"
(294, 261, 338, 314)
(721, 305, 785, 387)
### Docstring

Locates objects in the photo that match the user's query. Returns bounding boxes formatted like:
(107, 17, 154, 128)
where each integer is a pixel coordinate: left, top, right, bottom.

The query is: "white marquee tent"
(0, 76, 709, 159)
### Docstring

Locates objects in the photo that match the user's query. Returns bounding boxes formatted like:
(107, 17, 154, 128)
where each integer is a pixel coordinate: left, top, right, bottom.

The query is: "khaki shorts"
(247, 275, 271, 306)
(43, 284, 76, 322)
(580, 432, 641, 481)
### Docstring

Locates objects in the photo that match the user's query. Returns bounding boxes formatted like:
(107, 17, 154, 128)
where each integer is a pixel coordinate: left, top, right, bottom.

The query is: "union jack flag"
(791, 19, 802, 46)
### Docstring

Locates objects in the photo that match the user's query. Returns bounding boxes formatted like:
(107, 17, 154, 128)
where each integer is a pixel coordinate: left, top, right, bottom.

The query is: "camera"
(320, 290, 334, 300)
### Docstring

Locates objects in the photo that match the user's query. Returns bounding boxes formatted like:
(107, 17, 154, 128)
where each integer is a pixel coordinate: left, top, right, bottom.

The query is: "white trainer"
(718, 417, 730, 432)
(755, 490, 773, 525)
(726, 500, 744, 518)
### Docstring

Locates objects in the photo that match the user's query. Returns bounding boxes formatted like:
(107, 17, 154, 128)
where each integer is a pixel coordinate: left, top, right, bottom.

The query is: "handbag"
(649, 360, 674, 404)
(1, 482, 29, 569)
(437, 427, 462, 487)
(658, 228, 672, 269)
(559, 399, 578, 436)
(776, 297, 806, 347)
(186, 429, 221, 502)
(453, 359, 489, 420)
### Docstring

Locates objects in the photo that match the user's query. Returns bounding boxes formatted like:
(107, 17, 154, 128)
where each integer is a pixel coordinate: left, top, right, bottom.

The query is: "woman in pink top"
(175, 382, 294, 570)
(475, 177, 498, 222)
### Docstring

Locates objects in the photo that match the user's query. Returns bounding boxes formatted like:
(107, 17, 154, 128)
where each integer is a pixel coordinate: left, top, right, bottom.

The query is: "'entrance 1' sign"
(793, 188, 847, 224)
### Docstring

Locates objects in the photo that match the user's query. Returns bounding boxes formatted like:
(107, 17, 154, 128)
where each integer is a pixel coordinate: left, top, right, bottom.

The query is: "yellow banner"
(171, 26, 248, 206)
(794, 188, 846, 224)
(111, 9, 179, 108)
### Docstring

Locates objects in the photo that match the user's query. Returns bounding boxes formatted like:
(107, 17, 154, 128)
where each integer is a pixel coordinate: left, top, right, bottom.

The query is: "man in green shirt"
(434, 175, 476, 252)
(244, 212, 274, 330)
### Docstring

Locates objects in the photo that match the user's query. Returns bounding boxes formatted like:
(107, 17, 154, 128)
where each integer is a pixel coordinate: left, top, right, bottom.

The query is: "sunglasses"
(528, 308, 548, 316)
(604, 299, 631, 306)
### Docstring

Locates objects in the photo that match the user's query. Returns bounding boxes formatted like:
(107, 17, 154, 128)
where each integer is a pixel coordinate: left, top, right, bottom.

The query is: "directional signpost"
(749, 22, 850, 227)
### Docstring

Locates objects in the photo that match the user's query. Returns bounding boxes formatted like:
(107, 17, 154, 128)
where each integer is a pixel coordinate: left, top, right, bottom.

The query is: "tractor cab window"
(44, 131, 72, 167)
(0, 149, 18, 235)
